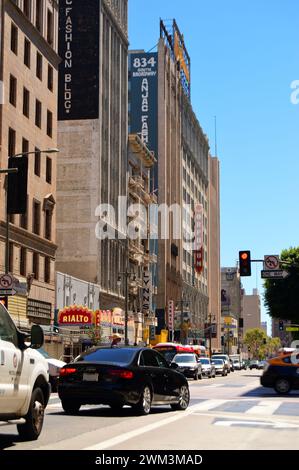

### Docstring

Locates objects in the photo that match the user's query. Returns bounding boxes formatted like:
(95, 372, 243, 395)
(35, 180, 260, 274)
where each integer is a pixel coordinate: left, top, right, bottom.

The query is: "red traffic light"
(239, 251, 251, 277)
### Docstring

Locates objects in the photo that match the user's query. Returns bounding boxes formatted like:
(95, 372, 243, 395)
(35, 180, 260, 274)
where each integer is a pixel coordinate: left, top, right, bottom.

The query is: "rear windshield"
(75, 348, 137, 365)
(212, 359, 224, 364)
(200, 359, 210, 364)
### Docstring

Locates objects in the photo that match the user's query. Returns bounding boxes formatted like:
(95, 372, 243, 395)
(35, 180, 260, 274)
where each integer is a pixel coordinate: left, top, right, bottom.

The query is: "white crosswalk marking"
(245, 401, 282, 416)
(192, 399, 227, 411)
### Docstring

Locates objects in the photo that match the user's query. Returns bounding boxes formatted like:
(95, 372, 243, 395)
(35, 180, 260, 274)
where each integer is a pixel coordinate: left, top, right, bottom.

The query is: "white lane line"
(190, 399, 227, 411)
(214, 420, 299, 429)
(84, 401, 214, 451)
(245, 401, 282, 416)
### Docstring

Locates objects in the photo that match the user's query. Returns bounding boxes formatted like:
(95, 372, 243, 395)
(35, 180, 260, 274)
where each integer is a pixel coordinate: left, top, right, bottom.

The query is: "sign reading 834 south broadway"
(129, 53, 158, 189)
(58, 0, 99, 120)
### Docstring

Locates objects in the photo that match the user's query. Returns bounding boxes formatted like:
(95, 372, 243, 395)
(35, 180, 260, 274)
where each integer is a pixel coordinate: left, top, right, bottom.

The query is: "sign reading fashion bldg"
(58, 0, 99, 120)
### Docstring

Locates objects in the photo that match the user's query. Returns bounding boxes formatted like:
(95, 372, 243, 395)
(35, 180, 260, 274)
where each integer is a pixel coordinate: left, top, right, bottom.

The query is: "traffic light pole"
(0, 169, 18, 275)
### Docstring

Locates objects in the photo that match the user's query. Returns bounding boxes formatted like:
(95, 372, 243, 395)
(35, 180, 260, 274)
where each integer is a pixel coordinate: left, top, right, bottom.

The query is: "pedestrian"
(111, 333, 122, 348)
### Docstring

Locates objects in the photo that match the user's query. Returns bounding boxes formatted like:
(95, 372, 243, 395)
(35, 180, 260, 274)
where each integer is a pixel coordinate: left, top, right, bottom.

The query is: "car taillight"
(108, 369, 134, 379)
(60, 368, 77, 377)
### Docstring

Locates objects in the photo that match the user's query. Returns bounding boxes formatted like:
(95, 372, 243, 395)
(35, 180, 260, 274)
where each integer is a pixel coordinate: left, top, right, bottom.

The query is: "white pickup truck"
(0, 302, 50, 440)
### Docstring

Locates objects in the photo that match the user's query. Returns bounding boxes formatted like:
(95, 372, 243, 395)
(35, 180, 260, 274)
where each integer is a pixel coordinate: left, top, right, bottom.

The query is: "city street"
(1, 370, 299, 451)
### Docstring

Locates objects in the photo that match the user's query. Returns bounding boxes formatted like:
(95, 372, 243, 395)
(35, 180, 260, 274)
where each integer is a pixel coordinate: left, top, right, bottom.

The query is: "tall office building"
(242, 289, 261, 331)
(208, 155, 221, 351)
(56, 0, 128, 310)
(129, 20, 213, 344)
(0, 0, 59, 327)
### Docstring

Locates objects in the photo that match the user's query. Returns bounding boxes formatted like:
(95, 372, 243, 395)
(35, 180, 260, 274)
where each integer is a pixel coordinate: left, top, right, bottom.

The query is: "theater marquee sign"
(58, 0, 99, 120)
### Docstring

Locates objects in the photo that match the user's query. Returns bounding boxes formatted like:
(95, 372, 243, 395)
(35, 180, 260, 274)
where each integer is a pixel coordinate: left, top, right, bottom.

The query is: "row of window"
(10, 198, 52, 241)
(11, 23, 54, 90)
(8, 128, 52, 183)
(9, 75, 53, 136)
(8, 243, 51, 283)
(11, 1, 54, 45)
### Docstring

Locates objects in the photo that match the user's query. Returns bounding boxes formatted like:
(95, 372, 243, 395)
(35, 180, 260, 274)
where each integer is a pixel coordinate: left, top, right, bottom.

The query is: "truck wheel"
(17, 387, 45, 441)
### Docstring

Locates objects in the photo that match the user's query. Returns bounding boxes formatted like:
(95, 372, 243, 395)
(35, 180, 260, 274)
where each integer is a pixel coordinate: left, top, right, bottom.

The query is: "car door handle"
(0, 351, 4, 366)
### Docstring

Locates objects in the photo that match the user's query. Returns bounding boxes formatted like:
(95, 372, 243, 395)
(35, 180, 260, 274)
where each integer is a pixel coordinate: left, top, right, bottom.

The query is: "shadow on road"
(242, 386, 299, 398)
(48, 405, 175, 419)
(0, 434, 22, 450)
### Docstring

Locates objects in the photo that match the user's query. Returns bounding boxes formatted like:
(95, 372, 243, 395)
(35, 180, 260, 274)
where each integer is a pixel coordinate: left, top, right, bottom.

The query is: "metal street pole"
(209, 314, 212, 358)
(125, 271, 129, 346)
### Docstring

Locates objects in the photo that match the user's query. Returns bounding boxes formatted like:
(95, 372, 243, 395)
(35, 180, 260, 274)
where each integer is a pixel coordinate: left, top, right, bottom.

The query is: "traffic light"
(279, 320, 284, 331)
(239, 318, 244, 329)
(239, 251, 251, 277)
(7, 156, 28, 214)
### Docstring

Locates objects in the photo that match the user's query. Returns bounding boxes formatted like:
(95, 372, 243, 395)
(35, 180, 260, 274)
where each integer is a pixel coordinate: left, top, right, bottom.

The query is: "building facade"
(0, 0, 59, 328)
(129, 20, 215, 346)
(56, 0, 128, 310)
(242, 289, 261, 331)
(221, 267, 243, 354)
(208, 155, 221, 352)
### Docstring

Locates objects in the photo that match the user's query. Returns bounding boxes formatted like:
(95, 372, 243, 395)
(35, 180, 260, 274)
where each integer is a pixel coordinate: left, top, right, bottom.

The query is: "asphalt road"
(1, 369, 299, 451)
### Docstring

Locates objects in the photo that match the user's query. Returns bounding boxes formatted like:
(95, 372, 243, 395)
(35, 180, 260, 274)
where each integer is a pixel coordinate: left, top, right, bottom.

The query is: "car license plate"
(83, 373, 99, 382)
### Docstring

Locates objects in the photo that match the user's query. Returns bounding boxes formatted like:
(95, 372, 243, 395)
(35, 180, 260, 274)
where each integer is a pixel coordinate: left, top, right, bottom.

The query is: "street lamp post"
(208, 313, 216, 358)
(4, 149, 59, 276)
(117, 271, 137, 346)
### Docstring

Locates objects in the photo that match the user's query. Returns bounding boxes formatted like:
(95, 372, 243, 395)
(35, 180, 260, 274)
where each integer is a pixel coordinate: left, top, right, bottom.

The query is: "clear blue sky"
(129, 0, 299, 333)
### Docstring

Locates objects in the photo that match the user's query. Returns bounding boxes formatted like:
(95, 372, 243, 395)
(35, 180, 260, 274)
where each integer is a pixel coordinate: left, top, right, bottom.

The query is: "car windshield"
(200, 359, 210, 364)
(212, 356, 227, 361)
(75, 348, 137, 365)
(174, 355, 196, 363)
(212, 359, 224, 364)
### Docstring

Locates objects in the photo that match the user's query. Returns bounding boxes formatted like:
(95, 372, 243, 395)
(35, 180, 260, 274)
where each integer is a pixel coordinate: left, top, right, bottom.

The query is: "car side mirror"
(30, 325, 44, 349)
(170, 363, 179, 370)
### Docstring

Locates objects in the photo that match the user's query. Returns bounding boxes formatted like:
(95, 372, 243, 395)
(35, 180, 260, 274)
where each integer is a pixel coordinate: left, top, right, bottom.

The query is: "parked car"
(232, 359, 241, 370)
(229, 359, 235, 372)
(211, 354, 230, 374)
(258, 360, 268, 370)
(261, 352, 299, 394)
(172, 353, 202, 380)
(37, 348, 66, 392)
(249, 360, 260, 370)
(58, 347, 190, 415)
(211, 358, 227, 376)
(241, 360, 248, 370)
(198, 358, 216, 378)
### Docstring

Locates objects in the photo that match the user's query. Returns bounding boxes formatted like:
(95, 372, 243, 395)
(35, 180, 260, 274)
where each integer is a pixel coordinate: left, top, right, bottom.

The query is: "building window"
(23, 0, 31, 19)
(20, 195, 28, 229)
(46, 157, 52, 184)
(22, 137, 29, 154)
(20, 247, 27, 276)
(35, 99, 42, 128)
(32, 200, 41, 235)
(44, 257, 50, 283)
(35, 0, 43, 33)
(47, 9, 53, 45)
(8, 243, 14, 274)
(45, 209, 52, 240)
(48, 65, 53, 91)
(24, 38, 31, 68)
(23, 87, 30, 117)
(8, 128, 16, 157)
(11, 23, 18, 55)
(34, 148, 41, 176)
(36, 52, 42, 80)
(9, 75, 17, 107)
(46, 110, 52, 137)
(33, 252, 39, 280)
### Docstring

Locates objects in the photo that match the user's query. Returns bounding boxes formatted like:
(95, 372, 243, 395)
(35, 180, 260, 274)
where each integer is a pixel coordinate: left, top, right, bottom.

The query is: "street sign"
(167, 300, 174, 331)
(261, 270, 289, 280)
(0, 289, 16, 296)
(264, 255, 280, 271)
(0, 274, 13, 289)
(286, 327, 299, 332)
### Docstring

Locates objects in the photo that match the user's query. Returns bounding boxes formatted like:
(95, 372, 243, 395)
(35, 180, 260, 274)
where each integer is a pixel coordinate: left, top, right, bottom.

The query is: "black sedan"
(58, 347, 190, 415)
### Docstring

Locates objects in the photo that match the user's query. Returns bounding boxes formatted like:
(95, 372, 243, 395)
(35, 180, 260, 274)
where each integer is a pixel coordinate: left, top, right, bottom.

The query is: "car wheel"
(193, 370, 199, 381)
(134, 385, 152, 415)
(61, 399, 81, 415)
(171, 385, 190, 411)
(208, 372, 212, 379)
(274, 378, 291, 395)
(17, 387, 45, 441)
